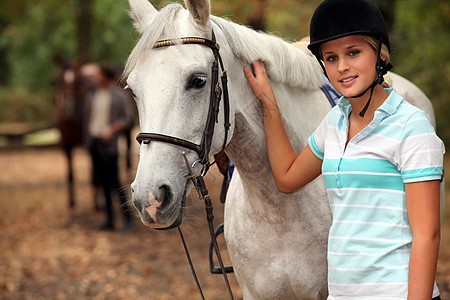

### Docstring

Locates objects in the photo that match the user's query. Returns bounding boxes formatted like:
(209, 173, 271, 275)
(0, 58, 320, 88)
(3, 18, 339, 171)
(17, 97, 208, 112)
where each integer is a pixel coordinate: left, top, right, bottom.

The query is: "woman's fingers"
(244, 61, 266, 90)
(243, 61, 277, 106)
(243, 66, 255, 82)
(252, 60, 265, 74)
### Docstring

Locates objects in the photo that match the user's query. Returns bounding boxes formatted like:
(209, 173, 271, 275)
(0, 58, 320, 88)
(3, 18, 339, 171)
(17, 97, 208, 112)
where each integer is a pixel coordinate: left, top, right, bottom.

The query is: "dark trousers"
(89, 138, 131, 227)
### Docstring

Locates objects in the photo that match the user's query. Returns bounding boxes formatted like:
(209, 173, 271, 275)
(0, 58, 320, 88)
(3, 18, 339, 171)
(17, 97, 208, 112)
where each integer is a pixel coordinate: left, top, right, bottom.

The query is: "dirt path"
(0, 147, 449, 299)
(0, 147, 242, 300)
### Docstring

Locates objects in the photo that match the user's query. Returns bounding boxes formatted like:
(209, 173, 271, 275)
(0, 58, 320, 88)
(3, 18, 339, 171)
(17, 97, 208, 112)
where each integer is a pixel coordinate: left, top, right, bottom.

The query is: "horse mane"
(210, 16, 323, 89)
(123, 3, 324, 90)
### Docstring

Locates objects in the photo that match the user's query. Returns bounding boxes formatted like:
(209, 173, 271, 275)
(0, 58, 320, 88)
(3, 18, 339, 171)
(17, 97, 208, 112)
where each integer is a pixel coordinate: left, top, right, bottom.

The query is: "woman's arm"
(243, 61, 322, 192)
(405, 180, 441, 299)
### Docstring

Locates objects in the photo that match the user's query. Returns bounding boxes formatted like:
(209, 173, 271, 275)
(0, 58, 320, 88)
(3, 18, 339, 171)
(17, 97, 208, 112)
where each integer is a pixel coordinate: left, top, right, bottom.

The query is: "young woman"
(243, 0, 445, 299)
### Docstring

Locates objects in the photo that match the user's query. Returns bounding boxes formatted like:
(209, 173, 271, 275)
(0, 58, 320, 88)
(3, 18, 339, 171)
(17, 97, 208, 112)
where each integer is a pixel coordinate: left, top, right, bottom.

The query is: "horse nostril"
(159, 184, 172, 209)
(133, 198, 144, 211)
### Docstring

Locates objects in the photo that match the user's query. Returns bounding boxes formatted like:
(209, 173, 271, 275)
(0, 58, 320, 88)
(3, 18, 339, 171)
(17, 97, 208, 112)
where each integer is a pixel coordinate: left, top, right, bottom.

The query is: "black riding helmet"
(308, 0, 393, 117)
(308, 0, 390, 59)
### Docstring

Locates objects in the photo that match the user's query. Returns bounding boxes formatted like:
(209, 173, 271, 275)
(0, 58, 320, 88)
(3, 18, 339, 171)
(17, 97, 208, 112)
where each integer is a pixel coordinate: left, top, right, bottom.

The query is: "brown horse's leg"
(65, 147, 75, 209)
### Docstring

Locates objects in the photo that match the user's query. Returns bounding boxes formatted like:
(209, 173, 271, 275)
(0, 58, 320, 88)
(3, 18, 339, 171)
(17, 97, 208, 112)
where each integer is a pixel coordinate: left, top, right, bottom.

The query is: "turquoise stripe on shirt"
(307, 89, 445, 298)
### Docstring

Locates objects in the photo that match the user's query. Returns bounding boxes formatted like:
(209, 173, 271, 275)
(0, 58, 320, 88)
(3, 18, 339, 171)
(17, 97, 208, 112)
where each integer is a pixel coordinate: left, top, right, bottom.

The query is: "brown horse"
(54, 59, 136, 210)
(54, 58, 90, 209)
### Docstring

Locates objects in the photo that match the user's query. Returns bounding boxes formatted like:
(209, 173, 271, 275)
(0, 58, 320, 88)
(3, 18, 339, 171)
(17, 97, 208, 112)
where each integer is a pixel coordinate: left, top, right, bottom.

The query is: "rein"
(182, 152, 234, 300)
(135, 30, 234, 299)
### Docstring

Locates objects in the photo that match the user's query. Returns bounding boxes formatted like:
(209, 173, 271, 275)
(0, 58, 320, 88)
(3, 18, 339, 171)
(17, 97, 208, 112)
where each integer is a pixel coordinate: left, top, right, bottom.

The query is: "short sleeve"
(396, 110, 445, 183)
(308, 114, 329, 160)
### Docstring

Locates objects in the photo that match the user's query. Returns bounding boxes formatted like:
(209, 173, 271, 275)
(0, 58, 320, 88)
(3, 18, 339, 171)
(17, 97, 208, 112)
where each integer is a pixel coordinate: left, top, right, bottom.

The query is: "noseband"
(136, 31, 231, 174)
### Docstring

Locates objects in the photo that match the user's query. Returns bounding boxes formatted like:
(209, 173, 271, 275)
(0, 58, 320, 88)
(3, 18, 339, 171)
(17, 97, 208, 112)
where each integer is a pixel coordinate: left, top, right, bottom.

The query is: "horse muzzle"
(131, 181, 186, 230)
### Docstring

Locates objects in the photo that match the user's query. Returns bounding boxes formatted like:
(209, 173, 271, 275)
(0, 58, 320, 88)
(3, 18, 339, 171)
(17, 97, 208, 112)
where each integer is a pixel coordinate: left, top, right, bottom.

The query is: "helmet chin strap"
(350, 80, 378, 117)
(350, 39, 385, 118)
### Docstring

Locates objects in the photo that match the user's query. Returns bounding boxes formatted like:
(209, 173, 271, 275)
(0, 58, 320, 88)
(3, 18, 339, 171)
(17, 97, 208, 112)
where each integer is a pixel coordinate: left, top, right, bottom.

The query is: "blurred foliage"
(0, 0, 448, 145)
(0, 0, 136, 91)
(0, 87, 55, 123)
(390, 0, 450, 144)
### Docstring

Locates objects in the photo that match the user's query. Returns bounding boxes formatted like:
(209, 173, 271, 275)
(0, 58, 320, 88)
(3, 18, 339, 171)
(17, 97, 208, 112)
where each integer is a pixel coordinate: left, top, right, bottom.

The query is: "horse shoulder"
(389, 71, 436, 128)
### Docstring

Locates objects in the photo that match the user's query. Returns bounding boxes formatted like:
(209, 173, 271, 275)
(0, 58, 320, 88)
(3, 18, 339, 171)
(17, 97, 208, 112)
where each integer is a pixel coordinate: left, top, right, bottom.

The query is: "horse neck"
(210, 18, 330, 182)
(225, 72, 329, 186)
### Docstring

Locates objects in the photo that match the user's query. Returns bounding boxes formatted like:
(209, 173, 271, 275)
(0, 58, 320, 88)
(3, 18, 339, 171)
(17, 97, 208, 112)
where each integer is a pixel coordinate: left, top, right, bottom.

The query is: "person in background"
(83, 63, 135, 231)
(243, 0, 444, 298)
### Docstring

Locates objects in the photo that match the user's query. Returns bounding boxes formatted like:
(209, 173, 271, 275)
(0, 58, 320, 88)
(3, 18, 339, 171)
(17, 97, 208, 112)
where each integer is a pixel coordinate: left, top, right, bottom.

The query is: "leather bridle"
(136, 31, 231, 174)
(135, 31, 234, 299)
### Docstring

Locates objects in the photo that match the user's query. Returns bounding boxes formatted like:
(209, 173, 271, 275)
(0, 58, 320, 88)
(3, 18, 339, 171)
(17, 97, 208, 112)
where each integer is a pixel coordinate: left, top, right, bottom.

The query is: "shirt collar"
(376, 88, 403, 116)
(337, 95, 352, 118)
(336, 88, 403, 117)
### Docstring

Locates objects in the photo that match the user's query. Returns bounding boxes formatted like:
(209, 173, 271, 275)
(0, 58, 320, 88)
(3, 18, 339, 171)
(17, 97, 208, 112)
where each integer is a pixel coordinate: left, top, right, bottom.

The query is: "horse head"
(54, 56, 89, 121)
(125, 0, 236, 229)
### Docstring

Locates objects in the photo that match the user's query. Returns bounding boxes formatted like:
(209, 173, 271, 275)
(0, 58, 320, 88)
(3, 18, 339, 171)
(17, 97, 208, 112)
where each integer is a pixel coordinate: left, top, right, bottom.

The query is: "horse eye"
(188, 74, 207, 89)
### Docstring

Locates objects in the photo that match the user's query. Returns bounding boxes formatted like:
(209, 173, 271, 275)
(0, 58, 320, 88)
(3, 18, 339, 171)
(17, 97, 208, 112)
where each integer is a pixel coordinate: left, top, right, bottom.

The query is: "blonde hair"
(361, 35, 390, 64)
(361, 35, 391, 88)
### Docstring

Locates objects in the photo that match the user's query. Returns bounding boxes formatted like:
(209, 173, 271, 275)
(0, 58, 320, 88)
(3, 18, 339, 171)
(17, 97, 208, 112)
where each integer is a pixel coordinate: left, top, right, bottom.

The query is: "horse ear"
(184, 0, 210, 26)
(128, 0, 157, 33)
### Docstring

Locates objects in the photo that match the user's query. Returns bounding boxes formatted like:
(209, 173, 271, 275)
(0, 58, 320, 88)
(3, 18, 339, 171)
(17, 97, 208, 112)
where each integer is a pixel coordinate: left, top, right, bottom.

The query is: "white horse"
(124, 0, 443, 299)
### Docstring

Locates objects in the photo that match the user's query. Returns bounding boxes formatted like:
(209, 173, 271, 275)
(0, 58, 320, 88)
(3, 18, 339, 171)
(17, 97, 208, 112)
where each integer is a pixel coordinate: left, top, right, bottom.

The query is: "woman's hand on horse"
(244, 61, 278, 110)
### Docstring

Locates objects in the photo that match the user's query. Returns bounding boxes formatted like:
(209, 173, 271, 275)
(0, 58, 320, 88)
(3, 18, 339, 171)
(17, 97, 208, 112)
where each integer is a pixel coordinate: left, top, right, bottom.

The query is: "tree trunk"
(76, 0, 92, 60)
(248, 0, 267, 31)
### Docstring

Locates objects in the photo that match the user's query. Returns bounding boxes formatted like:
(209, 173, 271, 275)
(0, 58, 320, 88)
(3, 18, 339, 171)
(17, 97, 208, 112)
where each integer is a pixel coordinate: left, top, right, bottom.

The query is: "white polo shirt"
(308, 88, 444, 299)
